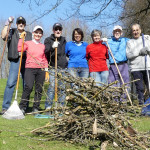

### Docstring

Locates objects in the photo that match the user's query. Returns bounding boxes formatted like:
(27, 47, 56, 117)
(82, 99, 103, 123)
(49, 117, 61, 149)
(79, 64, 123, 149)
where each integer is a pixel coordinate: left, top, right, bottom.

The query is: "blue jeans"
(45, 69, 66, 109)
(90, 71, 109, 86)
(2, 59, 25, 110)
(68, 67, 89, 88)
(68, 67, 89, 78)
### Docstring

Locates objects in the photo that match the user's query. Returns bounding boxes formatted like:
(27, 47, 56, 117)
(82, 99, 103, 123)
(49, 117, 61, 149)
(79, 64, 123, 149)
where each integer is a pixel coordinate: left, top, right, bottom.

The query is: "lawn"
(0, 78, 88, 150)
(0, 78, 150, 150)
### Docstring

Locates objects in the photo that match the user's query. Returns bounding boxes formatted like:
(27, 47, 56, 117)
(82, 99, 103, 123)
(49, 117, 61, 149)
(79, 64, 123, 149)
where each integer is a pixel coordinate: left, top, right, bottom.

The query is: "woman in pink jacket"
(18, 25, 48, 114)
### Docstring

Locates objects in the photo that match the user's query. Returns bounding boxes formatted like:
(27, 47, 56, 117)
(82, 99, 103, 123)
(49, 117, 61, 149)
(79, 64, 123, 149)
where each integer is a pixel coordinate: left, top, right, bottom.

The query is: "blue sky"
(0, 0, 123, 37)
(0, 0, 59, 29)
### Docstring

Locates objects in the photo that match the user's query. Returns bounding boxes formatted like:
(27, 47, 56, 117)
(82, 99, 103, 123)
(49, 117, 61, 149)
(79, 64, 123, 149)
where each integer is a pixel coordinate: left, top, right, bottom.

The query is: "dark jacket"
(44, 34, 68, 69)
(7, 28, 32, 61)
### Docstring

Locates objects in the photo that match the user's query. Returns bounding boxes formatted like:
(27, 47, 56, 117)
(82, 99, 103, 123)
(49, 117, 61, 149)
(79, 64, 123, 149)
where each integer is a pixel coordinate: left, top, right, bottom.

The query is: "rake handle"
(16, 36, 25, 91)
(142, 33, 150, 95)
(0, 23, 12, 68)
(55, 38, 58, 104)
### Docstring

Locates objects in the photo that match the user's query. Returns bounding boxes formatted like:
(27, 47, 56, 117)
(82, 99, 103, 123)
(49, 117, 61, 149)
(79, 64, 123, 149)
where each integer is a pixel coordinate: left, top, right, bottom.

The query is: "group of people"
(1, 16, 150, 115)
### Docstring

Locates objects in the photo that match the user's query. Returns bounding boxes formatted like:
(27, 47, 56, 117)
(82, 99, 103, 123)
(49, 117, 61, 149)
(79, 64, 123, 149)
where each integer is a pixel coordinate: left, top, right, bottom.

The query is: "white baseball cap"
(113, 25, 122, 31)
(33, 25, 43, 32)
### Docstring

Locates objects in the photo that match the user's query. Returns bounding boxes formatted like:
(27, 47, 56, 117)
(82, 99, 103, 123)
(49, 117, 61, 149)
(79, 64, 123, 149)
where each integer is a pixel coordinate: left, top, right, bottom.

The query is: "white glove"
(5, 16, 14, 26)
(52, 41, 59, 49)
(8, 16, 14, 23)
(102, 38, 108, 42)
(45, 68, 48, 72)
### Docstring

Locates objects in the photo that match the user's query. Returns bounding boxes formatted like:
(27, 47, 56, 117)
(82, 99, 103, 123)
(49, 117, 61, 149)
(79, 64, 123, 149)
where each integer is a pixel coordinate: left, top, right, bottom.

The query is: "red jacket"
(86, 41, 108, 72)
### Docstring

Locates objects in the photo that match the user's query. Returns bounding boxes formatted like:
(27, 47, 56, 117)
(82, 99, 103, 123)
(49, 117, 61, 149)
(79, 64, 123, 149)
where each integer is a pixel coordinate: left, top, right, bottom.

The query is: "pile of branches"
(32, 71, 150, 150)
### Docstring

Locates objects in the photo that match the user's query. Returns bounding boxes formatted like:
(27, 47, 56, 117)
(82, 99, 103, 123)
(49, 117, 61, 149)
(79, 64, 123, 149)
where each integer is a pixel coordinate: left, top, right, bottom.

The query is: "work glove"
(139, 47, 148, 56)
(52, 41, 59, 49)
(146, 47, 150, 55)
(20, 31, 26, 39)
(101, 38, 108, 42)
(45, 70, 49, 82)
(5, 16, 14, 26)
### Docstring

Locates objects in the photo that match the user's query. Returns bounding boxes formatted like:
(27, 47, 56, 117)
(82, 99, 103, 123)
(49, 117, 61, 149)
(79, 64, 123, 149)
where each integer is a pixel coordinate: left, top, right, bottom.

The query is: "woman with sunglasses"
(65, 28, 89, 88)
(18, 25, 48, 114)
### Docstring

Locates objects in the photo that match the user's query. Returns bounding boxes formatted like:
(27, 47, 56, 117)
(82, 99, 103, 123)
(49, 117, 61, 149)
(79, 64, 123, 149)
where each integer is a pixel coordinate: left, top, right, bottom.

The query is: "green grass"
(130, 117, 150, 132)
(0, 116, 88, 150)
(0, 78, 88, 150)
(0, 78, 150, 150)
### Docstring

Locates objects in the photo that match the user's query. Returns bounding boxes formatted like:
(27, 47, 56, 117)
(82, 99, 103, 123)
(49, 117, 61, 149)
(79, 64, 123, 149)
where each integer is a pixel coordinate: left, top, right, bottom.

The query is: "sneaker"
(45, 107, 52, 115)
(0, 109, 7, 115)
(32, 108, 39, 115)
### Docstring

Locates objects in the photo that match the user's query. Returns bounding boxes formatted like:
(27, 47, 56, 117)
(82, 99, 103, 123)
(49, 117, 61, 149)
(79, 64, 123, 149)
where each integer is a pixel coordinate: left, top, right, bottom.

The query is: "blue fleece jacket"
(108, 37, 129, 64)
(65, 41, 88, 68)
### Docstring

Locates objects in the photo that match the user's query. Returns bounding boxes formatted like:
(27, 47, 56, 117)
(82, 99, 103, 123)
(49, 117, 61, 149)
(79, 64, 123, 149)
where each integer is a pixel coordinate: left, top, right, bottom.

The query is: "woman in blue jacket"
(65, 28, 89, 87)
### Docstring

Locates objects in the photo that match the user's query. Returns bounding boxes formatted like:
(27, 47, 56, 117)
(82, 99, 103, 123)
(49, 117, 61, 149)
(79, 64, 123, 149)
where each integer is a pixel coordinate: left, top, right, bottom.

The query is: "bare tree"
(120, 0, 150, 36)
(59, 17, 92, 43)
(0, 19, 10, 79)
(16, 0, 124, 27)
(16, 0, 150, 34)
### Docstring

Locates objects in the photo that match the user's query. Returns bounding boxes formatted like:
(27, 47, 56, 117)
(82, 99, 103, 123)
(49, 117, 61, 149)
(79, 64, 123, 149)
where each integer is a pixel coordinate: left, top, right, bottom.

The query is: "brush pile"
(32, 71, 150, 150)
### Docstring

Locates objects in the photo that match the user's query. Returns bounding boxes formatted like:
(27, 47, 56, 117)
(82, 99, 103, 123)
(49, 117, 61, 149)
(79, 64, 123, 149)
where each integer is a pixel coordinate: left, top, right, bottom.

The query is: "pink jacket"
(18, 39, 48, 68)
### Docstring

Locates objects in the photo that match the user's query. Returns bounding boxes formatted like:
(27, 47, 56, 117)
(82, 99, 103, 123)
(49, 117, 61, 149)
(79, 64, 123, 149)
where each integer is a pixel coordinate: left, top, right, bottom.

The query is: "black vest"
(7, 28, 32, 61)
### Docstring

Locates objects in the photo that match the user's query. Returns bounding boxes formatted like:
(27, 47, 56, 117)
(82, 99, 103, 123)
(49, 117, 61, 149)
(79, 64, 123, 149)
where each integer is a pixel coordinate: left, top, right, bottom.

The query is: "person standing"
(126, 23, 150, 105)
(18, 26, 48, 113)
(107, 26, 130, 85)
(1, 16, 32, 114)
(44, 23, 68, 110)
(86, 29, 109, 86)
(105, 25, 130, 101)
(65, 28, 89, 88)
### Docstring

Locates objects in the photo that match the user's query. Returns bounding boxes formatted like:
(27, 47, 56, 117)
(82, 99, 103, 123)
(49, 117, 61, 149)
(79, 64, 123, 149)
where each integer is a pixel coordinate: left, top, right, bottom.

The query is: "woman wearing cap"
(102, 25, 130, 101)
(86, 29, 109, 86)
(65, 28, 89, 88)
(103, 25, 130, 101)
(18, 25, 48, 114)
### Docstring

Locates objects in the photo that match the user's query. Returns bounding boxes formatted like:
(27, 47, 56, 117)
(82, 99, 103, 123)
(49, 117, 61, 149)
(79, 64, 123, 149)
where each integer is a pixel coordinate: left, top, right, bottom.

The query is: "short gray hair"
(131, 23, 141, 30)
(91, 29, 102, 38)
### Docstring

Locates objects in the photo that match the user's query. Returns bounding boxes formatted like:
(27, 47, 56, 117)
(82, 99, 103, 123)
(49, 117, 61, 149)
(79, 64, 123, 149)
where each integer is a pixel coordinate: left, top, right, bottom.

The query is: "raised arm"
(1, 16, 14, 40)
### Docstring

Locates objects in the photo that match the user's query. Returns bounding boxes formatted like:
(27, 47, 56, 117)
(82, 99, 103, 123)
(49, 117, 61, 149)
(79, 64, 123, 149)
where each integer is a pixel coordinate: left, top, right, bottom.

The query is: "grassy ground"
(0, 78, 150, 150)
(0, 79, 89, 150)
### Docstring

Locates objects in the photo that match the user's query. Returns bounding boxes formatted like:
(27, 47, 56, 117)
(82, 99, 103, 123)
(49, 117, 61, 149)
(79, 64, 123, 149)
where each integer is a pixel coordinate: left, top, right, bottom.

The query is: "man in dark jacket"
(1, 16, 32, 114)
(44, 23, 68, 110)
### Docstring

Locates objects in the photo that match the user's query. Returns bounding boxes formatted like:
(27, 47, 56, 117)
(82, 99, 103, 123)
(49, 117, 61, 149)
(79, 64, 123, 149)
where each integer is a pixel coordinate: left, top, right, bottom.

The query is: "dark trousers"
(19, 68, 45, 110)
(131, 70, 150, 104)
(108, 63, 130, 101)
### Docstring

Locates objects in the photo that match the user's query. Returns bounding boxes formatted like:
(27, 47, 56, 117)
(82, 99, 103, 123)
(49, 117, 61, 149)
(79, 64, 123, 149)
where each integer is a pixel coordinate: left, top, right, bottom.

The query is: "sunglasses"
(17, 21, 25, 25)
(54, 27, 62, 31)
